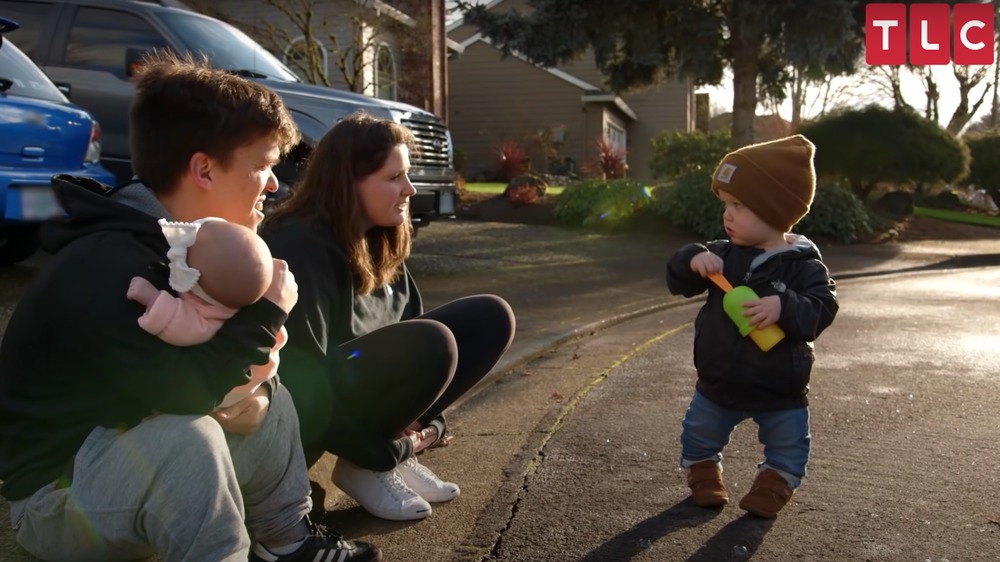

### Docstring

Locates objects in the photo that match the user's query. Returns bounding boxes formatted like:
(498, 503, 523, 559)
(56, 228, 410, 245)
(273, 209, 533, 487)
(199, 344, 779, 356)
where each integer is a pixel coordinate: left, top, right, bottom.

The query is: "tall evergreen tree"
(460, 0, 863, 148)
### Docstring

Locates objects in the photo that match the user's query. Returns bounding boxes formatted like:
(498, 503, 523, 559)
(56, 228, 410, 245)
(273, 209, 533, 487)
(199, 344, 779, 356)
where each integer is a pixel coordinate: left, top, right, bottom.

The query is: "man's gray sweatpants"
(8, 385, 311, 562)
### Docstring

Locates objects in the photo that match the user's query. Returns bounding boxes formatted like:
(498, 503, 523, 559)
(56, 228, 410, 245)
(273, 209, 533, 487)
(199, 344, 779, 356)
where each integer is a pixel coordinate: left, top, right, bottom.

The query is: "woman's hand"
(212, 385, 271, 436)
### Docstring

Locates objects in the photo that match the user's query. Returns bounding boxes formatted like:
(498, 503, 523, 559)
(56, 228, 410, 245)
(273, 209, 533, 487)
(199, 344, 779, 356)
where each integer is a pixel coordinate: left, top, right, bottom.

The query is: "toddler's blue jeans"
(679, 391, 810, 489)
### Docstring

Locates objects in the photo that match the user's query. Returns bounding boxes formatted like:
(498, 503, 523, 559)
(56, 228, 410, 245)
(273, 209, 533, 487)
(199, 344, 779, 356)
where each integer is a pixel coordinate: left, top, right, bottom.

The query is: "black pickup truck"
(0, 0, 457, 226)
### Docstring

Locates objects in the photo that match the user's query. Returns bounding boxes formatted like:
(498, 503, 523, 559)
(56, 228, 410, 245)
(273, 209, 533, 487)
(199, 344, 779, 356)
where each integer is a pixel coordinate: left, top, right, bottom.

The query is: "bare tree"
(945, 65, 993, 135)
(258, 0, 406, 92)
(185, 0, 405, 92)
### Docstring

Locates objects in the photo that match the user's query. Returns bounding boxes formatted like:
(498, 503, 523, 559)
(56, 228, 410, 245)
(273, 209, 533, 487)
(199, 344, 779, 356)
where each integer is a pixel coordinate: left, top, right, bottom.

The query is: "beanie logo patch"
(716, 163, 737, 184)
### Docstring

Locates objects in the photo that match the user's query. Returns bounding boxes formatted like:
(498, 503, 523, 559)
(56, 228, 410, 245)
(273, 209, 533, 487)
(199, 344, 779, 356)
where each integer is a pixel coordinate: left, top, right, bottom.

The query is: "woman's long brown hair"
(266, 111, 416, 295)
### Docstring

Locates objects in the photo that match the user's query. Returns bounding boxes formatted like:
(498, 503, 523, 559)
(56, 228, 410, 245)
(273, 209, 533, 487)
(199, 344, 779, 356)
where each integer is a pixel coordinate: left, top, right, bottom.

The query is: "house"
(186, 0, 451, 119)
(447, 0, 696, 184)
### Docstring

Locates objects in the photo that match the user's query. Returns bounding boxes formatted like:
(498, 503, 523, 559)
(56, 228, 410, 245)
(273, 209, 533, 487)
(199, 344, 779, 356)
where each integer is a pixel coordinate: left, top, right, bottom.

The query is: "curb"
(835, 253, 1000, 280)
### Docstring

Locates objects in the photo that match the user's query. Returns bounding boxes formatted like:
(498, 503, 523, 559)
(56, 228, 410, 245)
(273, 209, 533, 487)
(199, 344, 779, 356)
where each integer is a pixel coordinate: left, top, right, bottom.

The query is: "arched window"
(374, 44, 397, 100)
(283, 36, 328, 84)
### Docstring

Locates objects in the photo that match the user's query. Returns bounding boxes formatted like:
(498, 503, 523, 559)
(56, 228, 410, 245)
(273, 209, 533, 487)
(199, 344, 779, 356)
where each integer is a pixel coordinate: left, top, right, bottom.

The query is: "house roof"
(458, 32, 638, 121)
(446, 0, 505, 32)
(356, 0, 416, 28)
(582, 94, 638, 121)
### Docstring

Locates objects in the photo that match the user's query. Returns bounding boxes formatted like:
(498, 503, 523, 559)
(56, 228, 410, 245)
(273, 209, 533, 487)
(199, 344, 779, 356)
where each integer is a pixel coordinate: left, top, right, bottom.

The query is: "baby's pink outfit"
(138, 290, 287, 409)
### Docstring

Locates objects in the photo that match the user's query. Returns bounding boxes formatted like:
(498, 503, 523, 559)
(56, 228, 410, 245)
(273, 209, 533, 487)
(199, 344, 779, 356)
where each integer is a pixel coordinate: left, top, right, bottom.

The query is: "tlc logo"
(866, 3, 995, 65)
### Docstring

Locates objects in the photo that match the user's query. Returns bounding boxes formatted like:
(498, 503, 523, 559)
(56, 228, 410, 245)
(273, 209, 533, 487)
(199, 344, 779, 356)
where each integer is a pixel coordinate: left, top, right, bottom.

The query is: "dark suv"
(0, 0, 457, 226)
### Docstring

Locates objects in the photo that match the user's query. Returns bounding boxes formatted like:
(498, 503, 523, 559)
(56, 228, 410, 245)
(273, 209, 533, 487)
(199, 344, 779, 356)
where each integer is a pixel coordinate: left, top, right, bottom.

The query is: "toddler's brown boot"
(686, 460, 729, 507)
(738, 468, 793, 518)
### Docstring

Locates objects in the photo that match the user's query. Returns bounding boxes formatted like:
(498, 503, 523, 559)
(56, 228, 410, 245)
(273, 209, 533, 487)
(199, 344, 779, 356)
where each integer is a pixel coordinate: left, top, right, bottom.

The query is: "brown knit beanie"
(710, 134, 816, 232)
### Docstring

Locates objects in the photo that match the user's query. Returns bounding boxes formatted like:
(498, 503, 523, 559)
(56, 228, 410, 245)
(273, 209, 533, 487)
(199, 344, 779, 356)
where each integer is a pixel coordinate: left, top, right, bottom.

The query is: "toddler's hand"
(690, 251, 723, 278)
(126, 277, 160, 306)
(263, 259, 298, 313)
(742, 295, 781, 328)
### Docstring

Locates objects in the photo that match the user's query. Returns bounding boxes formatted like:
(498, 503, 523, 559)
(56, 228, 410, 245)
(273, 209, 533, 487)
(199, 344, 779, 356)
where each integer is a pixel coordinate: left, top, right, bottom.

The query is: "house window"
(283, 36, 327, 84)
(374, 44, 396, 100)
(604, 122, 627, 158)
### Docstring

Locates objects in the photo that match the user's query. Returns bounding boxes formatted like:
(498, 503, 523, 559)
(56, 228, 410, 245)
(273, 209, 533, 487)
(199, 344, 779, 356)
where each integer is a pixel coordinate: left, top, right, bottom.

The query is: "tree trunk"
(991, 60, 999, 128)
(790, 68, 804, 129)
(730, 39, 761, 149)
(947, 67, 992, 135)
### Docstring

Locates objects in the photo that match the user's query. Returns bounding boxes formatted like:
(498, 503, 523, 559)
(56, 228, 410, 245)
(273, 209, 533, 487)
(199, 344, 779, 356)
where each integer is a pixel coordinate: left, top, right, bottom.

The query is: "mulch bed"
(456, 192, 561, 227)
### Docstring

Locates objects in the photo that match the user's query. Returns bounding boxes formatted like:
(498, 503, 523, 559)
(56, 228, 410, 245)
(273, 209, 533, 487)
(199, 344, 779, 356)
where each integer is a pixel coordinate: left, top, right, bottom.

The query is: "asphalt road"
(403, 265, 1000, 562)
(1, 222, 998, 561)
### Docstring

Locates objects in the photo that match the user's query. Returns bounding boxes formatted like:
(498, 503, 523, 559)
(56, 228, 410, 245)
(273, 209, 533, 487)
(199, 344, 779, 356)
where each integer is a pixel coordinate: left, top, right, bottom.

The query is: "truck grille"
(401, 115, 450, 168)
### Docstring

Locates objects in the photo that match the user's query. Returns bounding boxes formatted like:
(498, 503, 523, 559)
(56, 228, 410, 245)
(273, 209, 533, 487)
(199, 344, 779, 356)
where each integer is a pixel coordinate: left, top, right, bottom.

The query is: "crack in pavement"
(479, 323, 692, 561)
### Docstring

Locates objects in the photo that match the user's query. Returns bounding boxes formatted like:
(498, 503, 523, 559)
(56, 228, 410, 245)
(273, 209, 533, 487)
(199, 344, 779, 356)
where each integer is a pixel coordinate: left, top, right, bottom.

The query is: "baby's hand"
(263, 259, 298, 313)
(742, 295, 781, 328)
(127, 277, 160, 307)
(690, 251, 723, 278)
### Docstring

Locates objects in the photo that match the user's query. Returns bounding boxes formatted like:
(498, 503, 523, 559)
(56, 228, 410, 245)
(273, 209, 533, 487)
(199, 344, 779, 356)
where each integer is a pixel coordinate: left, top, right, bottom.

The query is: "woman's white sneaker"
(332, 459, 432, 521)
(397, 456, 461, 503)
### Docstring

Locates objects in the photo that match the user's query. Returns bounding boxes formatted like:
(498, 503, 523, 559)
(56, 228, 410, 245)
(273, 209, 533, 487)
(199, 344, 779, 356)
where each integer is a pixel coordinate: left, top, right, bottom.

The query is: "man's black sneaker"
(249, 519, 381, 562)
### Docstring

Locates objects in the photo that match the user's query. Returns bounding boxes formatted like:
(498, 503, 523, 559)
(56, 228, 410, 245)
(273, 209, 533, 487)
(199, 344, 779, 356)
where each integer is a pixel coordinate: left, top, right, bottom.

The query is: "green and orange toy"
(707, 272, 785, 352)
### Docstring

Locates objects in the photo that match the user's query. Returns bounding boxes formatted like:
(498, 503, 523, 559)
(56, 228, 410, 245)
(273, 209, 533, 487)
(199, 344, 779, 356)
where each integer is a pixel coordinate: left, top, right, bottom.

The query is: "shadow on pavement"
(578, 498, 722, 562)
(684, 514, 775, 561)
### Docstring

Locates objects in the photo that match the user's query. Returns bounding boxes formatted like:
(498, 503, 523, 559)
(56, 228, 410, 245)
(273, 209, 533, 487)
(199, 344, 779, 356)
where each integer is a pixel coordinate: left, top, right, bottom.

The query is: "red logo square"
(909, 3, 950, 65)
(953, 3, 995, 65)
(866, 3, 907, 65)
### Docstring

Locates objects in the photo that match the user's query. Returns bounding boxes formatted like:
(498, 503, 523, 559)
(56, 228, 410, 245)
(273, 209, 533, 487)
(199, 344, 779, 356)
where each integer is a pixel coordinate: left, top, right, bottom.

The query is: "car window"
(0, 0, 53, 59)
(62, 7, 168, 79)
(0, 37, 67, 102)
(158, 11, 299, 82)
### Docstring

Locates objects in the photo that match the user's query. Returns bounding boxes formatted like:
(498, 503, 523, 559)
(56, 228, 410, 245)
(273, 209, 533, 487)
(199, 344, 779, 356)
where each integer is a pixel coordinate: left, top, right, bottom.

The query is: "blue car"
(0, 16, 115, 266)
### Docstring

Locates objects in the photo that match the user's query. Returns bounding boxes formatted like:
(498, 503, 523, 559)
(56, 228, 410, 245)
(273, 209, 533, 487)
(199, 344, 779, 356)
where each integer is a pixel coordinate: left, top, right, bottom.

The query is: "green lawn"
(465, 182, 565, 196)
(913, 206, 1000, 228)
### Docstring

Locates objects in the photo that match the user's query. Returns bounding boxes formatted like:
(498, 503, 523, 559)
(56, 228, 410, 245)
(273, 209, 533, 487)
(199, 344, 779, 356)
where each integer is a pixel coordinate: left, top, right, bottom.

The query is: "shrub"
(454, 174, 468, 199)
(494, 141, 528, 181)
(651, 170, 724, 239)
(650, 129, 731, 181)
(963, 130, 1000, 211)
(554, 178, 649, 227)
(506, 183, 540, 206)
(872, 190, 913, 217)
(504, 173, 548, 199)
(797, 105, 970, 200)
(582, 137, 628, 179)
(794, 182, 872, 243)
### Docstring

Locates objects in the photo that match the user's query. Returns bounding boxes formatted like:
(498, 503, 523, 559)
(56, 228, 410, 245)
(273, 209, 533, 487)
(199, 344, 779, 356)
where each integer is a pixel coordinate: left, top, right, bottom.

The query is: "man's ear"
(188, 152, 214, 191)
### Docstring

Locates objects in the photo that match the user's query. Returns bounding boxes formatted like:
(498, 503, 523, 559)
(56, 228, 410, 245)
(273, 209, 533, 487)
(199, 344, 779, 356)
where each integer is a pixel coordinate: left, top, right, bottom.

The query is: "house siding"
(559, 57, 693, 183)
(447, 0, 694, 184)
(450, 42, 599, 181)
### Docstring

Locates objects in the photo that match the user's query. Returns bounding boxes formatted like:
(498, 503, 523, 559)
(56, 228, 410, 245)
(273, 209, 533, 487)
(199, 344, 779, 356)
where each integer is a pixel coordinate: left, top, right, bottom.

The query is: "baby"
(127, 218, 289, 409)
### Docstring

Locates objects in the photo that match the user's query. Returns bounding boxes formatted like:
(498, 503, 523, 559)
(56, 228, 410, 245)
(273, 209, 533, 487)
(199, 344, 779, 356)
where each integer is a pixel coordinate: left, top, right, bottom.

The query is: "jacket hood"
(748, 233, 821, 272)
(41, 175, 168, 255)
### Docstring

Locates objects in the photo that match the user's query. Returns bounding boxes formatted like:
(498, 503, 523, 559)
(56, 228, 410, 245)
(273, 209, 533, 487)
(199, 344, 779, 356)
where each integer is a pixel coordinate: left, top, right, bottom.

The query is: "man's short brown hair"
(129, 51, 300, 194)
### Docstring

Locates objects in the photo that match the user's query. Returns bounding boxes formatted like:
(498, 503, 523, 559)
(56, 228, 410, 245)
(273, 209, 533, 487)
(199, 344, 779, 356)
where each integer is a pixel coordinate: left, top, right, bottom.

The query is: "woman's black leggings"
(309, 294, 515, 469)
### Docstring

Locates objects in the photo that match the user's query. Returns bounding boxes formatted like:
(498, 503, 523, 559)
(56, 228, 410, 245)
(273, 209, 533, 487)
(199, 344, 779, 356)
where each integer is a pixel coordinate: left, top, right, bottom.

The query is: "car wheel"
(0, 225, 40, 267)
